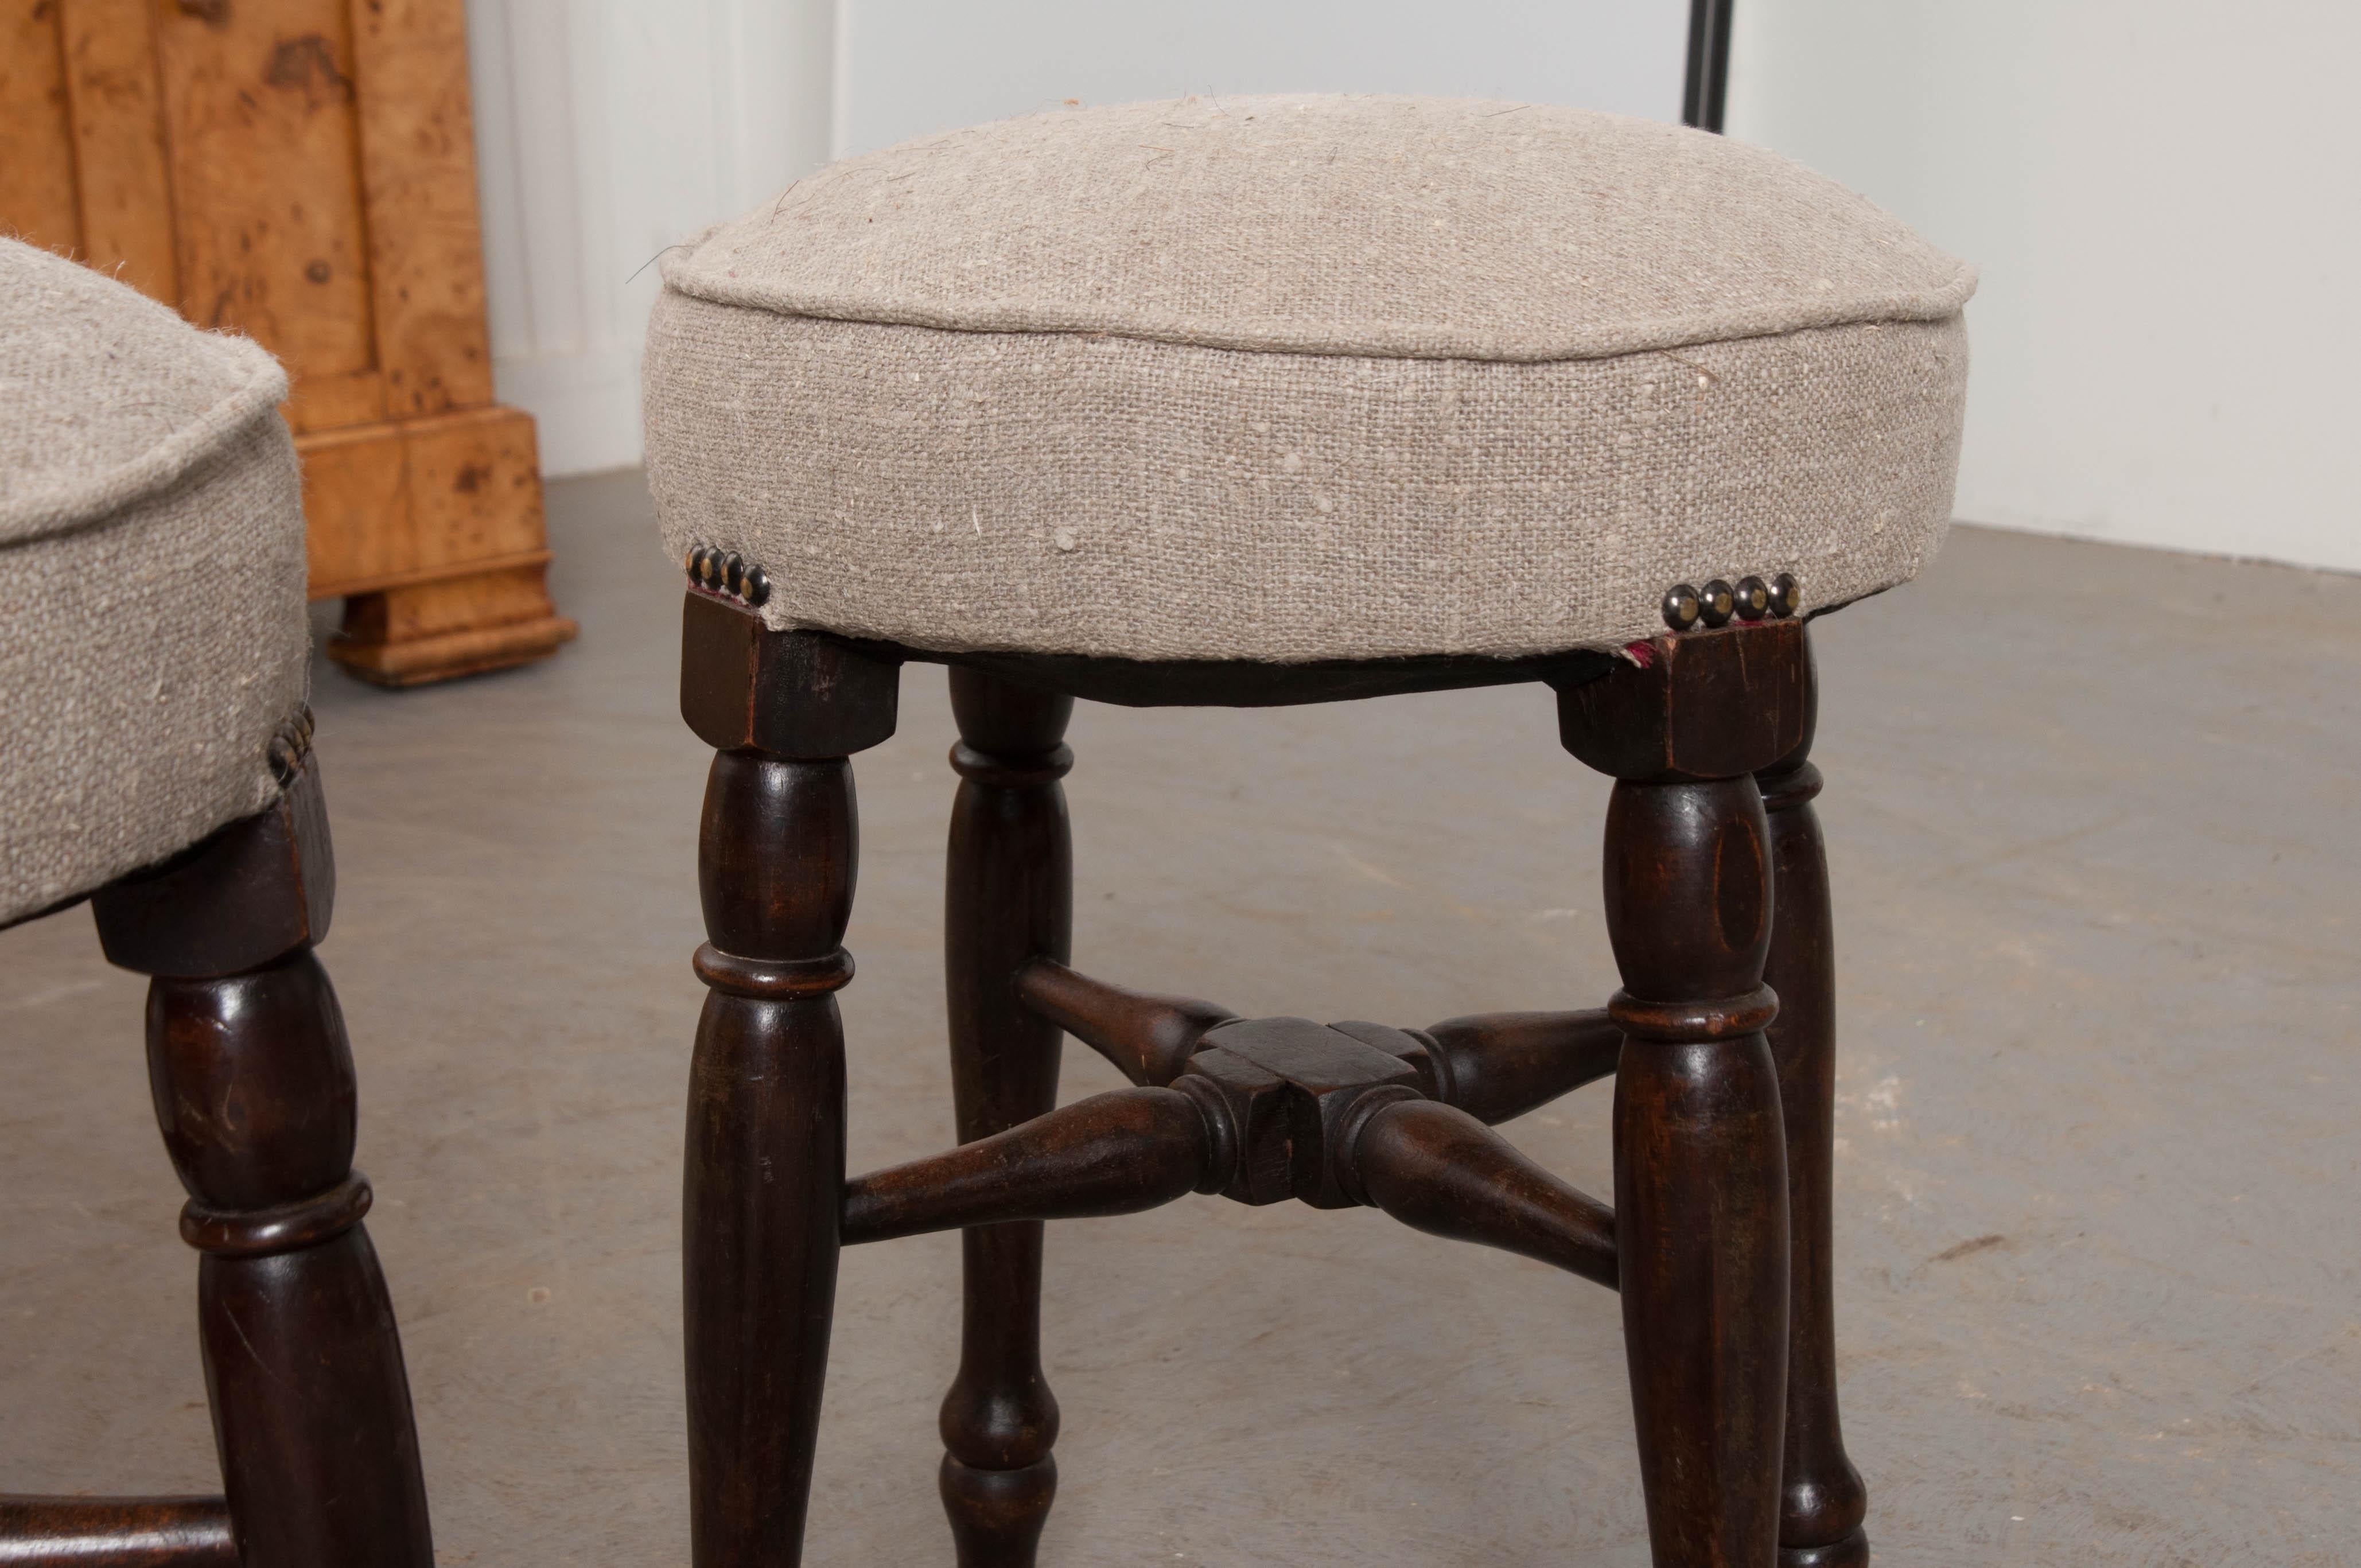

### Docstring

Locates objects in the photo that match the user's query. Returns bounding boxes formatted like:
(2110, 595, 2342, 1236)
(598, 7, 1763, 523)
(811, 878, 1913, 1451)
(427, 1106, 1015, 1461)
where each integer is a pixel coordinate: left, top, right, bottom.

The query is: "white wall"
(831, 1, 1685, 158)
(465, 0, 1686, 476)
(1727, 1, 2361, 573)
(464, 0, 834, 475)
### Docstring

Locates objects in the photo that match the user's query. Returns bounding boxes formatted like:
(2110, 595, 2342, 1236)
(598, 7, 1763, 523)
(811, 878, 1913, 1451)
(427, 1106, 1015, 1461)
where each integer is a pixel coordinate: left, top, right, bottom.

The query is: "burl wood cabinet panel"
(2, 0, 574, 686)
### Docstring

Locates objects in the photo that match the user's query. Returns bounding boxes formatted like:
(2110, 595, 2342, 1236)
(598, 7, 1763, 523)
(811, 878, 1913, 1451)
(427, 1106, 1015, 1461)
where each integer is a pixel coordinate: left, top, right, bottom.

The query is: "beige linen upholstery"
(1, 238, 310, 926)
(644, 95, 1973, 664)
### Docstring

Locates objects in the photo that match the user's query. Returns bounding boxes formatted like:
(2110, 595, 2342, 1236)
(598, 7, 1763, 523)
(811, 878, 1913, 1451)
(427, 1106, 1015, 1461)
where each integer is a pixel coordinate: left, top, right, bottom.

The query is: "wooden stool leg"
(91, 742, 433, 1568)
(678, 614, 900, 1567)
(938, 669, 1075, 1567)
(1758, 638, 1869, 1567)
(1560, 625, 1807, 1568)
(1605, 777, 1790, 1567)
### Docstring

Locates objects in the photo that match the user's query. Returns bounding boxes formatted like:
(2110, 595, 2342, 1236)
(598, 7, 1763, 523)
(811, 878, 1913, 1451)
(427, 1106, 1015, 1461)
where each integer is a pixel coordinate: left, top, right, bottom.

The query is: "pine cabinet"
(2, 0, 573, 684)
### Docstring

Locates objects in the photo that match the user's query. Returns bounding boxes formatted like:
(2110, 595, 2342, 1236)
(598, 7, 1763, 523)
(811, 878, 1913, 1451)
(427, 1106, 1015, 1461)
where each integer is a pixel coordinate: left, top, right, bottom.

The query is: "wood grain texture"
(1615, 1018, 1789, 1568)
(151, 0, 384, 433)
(939, 669, 1074, 1567)
(1414, 1008, 1626, 1126)
(1344, 1095, 1618, 1288)
(866, 977, 1624, 1284)
(679, 597, 903, 760)
(841, 1087, 1215, 1245)
(1573, 628, 1802, 1568)
(296, 418, 415, 592)
(56, 0, 178, 300)
(682, 626, 899, 1568)
(0, 0, 567, 682)
(154, 964, 433, 1568)
(685, 756, 854, 1568)
(300, 405, 546, 587)
(672, 612, 1841, 1564)
(1558, 621, 1808, 784)
(0, 1495, 234, 1566)
(349, 0, 495, 415)
(0, 0, 79, 254)
(90, 747, 433, 1568)
(1756, 633, 1870, 1568)
(330, 561, 575, 685)
(91, 726, 332, 979)
(1012, 958, 1233, 1088)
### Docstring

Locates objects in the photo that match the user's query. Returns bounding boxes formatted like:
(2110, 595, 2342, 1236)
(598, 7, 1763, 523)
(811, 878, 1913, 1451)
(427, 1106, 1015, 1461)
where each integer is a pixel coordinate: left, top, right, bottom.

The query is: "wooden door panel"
(352, 0, 496, 415)
(58, 0, 179, 300)
(0, 1, 81, 254)
(298, 406, 542, 594)
(151, 0, 384, 431)
(4, 0, 565, 683)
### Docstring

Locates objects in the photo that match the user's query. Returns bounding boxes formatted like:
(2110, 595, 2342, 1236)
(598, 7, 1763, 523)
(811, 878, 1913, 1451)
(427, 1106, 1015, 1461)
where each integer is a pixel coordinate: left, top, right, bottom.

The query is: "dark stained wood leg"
(88, 741, 433, 1568)
(0, 1495, 234, 1566)
(1607, 780, 1790, 1568)
(938, 668, 1075, 1567)
(678, 608, 901, 1568)
(1561, 624, 1808, 1568)
(1757, 635, 1869, 1568)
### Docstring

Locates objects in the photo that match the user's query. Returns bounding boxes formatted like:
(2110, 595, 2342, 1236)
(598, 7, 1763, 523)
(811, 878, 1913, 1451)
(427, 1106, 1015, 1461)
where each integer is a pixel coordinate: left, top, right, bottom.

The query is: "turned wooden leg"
(938, 668, 1075, 1567)
(678, 602, 900, 1567)
(1757, 635, 1869, 1568)
(88, 735, 434, 1568)
(1561, 624, 1809, 1568)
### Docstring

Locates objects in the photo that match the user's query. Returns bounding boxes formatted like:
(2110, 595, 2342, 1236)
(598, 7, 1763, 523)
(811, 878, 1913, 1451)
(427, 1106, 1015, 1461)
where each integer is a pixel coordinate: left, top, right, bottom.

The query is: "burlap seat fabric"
(1, 238, 309, 925)
(644, 95, 1974, 663)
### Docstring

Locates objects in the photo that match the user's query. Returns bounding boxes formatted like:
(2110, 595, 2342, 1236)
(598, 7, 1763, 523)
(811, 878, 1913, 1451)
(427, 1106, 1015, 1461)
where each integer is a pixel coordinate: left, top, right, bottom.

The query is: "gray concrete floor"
(3, 473, 2356, 1565)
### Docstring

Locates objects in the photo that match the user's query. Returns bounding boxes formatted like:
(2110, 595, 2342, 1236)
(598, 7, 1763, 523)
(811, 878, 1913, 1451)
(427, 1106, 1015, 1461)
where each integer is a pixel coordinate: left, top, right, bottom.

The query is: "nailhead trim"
(1660, 573, 1802, 632)
(684, 543, 771, 608)
(1698, 578, 1736, 628)
(266, 706, 316, 787)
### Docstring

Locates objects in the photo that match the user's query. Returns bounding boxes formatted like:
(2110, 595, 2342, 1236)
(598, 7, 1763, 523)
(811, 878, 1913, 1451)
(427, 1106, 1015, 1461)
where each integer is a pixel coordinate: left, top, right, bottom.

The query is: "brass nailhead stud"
(1734, 575, 1771, 621)
(744, 565, 771, 607)
(1769, 572, 1802, 618)
(1662, 584, 1702, 632)
(1698, 579, 1736, 628)
(722, 553, 745, 594)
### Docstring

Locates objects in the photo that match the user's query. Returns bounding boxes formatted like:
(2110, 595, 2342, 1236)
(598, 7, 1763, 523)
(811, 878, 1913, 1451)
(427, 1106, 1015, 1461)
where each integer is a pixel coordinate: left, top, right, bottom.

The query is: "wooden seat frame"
(676, 588, 1869, 1568)
(0, 730, 434, 1568)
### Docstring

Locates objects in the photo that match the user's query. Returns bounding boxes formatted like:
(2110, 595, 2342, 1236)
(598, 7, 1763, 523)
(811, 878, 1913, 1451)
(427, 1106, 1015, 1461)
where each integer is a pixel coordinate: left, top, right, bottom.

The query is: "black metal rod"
(1683, 0, 1733, 133)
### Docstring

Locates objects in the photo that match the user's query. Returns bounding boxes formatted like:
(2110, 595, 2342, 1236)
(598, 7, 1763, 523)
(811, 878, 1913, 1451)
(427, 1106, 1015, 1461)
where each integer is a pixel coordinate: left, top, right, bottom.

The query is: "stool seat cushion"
(1, 238, 310, 926)
(643, 95, 1973, 664)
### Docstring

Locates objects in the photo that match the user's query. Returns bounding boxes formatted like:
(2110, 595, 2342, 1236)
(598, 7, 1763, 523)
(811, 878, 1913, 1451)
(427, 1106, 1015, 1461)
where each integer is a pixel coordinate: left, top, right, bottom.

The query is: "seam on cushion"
(648, 292, 1975, 378)
(653, 267, 1978, 367)
(0, 333, 289, 547)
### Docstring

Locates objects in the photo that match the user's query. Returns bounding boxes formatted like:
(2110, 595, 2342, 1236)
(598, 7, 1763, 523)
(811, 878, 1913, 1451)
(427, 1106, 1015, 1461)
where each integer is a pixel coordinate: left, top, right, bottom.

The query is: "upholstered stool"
(647, 97, 1970, 1567)
(0, 239, 432, 1566)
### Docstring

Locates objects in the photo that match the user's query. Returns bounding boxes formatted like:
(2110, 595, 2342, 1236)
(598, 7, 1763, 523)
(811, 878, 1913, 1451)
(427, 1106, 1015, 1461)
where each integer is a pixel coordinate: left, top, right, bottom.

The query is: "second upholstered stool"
(0, 238, 432, 1566)
(644, 96, 1970, 1568)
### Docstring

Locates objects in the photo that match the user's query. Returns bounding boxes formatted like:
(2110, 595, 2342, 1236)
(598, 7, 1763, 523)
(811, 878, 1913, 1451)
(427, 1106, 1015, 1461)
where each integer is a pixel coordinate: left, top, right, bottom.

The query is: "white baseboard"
(493, 346, 644, 478)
